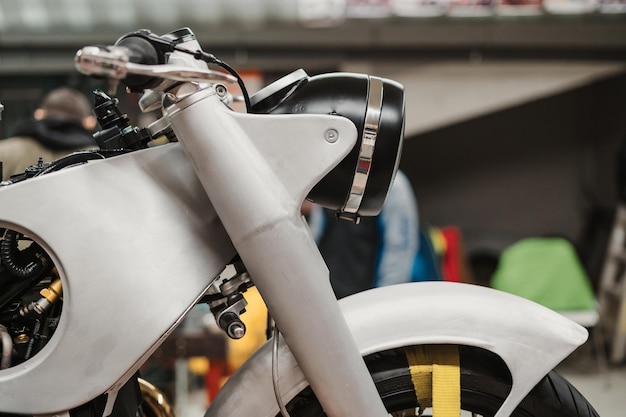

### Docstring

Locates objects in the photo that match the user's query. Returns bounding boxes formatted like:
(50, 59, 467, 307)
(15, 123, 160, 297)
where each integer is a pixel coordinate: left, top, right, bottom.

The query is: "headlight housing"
(251, 70, 405, 221)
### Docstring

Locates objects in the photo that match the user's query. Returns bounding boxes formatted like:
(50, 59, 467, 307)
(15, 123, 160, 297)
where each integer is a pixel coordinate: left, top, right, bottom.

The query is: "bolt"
(215, 84, 228, 98)
(228, 322, 246, 339)
(325, 128, 339, 143)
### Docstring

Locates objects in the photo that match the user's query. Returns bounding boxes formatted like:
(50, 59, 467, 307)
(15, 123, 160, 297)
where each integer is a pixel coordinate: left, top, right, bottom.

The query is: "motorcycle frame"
(0, 83, 587, 417)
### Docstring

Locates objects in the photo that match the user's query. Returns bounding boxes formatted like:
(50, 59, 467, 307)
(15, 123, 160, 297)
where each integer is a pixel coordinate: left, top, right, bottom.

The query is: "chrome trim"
(342, 76, 383, 215)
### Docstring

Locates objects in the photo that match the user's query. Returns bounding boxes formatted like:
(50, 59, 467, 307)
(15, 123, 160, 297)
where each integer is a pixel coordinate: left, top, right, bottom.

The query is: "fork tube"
(168, 89, 388, 417)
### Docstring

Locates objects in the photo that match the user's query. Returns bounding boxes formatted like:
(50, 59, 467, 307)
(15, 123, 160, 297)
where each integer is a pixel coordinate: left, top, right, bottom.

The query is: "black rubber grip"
(115, 35, 162, 91)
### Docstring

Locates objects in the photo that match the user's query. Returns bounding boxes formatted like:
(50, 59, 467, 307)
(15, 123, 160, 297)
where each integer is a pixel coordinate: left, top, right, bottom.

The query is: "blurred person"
(0, 87, 97, 179)
(304, 170, 419, 298)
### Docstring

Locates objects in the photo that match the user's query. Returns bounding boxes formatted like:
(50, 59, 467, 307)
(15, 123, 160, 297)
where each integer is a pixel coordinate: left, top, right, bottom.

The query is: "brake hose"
(34, 151, 107, 176)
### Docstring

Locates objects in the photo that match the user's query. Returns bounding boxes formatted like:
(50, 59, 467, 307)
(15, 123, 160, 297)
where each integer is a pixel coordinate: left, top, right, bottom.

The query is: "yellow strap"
(406, 345, 460, 417)
(406, 347, 433, 407)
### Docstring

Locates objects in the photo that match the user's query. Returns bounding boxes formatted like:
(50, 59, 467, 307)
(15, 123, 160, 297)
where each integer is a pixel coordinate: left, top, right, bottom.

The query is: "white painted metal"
(207, 281, 587, 417)
(0, 144, 236, 414)
(0, 50, 595, 417)
(168, 87, 389, 417)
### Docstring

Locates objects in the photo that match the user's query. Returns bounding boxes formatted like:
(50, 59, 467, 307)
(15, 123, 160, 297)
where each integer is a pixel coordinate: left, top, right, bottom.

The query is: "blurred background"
(1, 0, 626, 415)
(1, 0, 625, 272)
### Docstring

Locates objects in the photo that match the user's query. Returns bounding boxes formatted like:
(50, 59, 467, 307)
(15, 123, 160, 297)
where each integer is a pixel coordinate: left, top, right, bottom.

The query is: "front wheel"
(282, 345, 599, 417)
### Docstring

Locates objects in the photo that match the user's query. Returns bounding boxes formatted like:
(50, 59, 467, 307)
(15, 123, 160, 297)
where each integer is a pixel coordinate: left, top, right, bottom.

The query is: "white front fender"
(207, 282, 587, 417)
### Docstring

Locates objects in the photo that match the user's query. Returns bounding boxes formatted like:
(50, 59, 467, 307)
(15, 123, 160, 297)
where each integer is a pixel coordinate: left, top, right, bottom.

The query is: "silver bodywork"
(0, 79, 588, 417)
(208, 282, 588, 417)
(0, 144, 236, 414)
(167, 87, 389, 417)
(0, 85, 390, 417)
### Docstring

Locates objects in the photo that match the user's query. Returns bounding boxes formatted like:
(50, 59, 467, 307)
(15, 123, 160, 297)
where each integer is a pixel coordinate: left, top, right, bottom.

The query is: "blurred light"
(59, 0, 93, 29)
(20, 0, 50, 30)
(297, 0, 346, 27)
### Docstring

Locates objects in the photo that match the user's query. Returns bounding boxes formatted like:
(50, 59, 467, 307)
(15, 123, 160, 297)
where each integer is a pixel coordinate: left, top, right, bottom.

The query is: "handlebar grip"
(114, 35, 163, 91)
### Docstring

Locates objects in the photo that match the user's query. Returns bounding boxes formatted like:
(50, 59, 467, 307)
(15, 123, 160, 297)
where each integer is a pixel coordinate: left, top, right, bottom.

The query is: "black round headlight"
(250, 70, 405, 220)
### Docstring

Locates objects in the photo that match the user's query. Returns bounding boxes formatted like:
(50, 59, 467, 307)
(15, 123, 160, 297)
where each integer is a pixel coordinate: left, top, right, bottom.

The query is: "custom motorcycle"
(0, 27, 598, 417)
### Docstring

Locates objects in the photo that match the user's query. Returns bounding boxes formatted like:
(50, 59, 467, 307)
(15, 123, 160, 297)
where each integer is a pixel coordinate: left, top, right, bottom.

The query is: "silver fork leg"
(168, 91, 388, 417)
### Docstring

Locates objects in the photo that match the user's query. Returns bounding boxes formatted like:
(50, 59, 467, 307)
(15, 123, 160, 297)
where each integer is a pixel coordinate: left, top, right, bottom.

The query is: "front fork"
(167, 87, 388, 417)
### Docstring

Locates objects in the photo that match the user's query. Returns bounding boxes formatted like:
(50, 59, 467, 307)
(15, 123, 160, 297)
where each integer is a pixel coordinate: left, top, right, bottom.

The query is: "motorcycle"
(0, 27, 599, 417)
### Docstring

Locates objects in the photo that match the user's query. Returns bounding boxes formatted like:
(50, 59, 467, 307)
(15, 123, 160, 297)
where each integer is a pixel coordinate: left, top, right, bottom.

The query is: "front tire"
(282, 345, 599, 417)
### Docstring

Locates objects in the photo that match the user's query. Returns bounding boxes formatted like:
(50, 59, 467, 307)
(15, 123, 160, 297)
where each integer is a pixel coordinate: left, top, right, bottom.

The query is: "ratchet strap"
(406, 345, 460, 417)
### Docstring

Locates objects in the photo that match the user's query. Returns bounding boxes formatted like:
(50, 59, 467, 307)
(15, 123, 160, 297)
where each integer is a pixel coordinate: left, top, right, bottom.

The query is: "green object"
(491, 237, 596, 311)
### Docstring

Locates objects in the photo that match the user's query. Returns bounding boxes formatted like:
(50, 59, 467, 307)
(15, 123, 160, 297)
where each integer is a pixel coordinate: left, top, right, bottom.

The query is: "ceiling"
(1, 1, 625, 137)
(343, 61, 626, 136)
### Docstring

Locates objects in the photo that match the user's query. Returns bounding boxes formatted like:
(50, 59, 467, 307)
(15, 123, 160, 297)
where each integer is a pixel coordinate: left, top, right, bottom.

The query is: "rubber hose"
(0, 230, 45, 279)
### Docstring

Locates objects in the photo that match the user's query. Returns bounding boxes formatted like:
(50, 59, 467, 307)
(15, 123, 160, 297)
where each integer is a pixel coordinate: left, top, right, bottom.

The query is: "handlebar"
(75, 28, 241, 95)
(75, 45, 238, 85)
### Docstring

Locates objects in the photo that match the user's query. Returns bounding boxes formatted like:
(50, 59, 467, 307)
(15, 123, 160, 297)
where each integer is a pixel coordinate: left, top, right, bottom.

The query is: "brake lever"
(124, 62, 238, 84)
(75, 46, 238, 85)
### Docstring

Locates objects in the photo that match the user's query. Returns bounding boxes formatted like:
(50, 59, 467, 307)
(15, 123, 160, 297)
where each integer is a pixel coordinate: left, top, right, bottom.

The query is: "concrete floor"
(557, 346, 626, 417)
(560, 367, 626, 417)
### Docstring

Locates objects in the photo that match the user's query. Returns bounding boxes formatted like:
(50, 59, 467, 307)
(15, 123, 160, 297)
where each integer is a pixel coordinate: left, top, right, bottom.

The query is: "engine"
(0, 90, 145, 371)
(0, 227, 61, 369)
